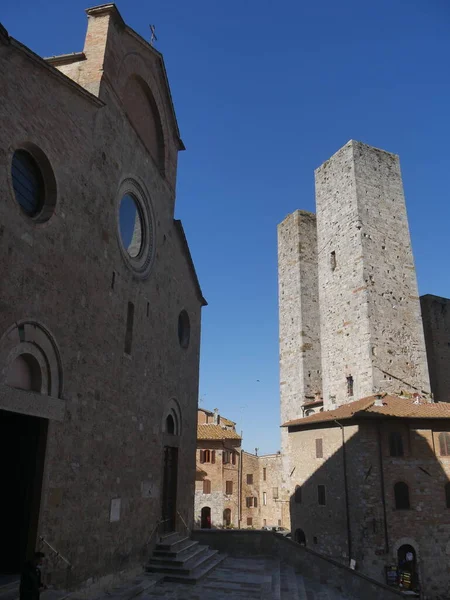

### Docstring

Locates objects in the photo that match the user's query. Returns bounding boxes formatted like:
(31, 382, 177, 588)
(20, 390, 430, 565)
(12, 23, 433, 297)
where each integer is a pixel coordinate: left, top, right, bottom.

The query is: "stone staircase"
(145, 532, 226, 584)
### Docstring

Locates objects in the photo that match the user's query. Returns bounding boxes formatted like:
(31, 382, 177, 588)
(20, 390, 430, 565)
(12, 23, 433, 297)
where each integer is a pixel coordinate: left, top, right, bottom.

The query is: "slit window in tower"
(330, 251, 336, 271)
(347, 375, 354, 397)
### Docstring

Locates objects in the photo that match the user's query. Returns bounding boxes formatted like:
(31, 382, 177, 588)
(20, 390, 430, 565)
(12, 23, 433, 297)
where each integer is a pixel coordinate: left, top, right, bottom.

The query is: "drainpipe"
(334, 420, 352, 562)
(238, 447, 243, 528)
(376, 421, 389, 553)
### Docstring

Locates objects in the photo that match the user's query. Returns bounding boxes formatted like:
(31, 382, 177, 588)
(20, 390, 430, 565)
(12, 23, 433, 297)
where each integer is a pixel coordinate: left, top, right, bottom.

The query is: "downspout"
(334, 420, 352, 562)
(376, 421, 389, 553)
(238, 448, 243, 528)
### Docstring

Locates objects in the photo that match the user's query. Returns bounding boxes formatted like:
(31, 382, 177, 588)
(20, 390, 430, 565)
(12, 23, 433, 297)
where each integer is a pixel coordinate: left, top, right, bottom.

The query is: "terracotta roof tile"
(197, 424, 241, 440)
(282, 394, 450, 428)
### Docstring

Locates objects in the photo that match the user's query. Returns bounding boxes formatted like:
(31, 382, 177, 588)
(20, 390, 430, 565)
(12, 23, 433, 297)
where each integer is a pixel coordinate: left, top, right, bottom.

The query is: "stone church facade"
(278, 141, 450, 598)
(0, 4, 205, 588)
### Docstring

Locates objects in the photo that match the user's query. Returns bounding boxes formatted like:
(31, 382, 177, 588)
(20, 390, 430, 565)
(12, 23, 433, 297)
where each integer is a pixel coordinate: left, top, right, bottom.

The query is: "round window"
(116, 179, 155, 278)
(12, 150, 45, 217)
(178, 310, 190, 349)
(119, 194, 143, 258)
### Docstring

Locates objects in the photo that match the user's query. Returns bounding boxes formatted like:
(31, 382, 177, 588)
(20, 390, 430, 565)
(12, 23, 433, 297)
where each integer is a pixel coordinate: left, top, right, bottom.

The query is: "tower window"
(315, 438, 323, 458)
(330, 251, 337, 271)
(318, 485, 326, 506)
(389, 432, 404, 457)
(347, 375, 354, 397)
(394, 482, 410, 510)
(438, 432, 450, 456)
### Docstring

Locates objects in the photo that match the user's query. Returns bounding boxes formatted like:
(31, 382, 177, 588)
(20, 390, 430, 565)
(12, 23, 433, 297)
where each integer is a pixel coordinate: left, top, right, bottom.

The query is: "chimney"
(374, 394, 384, 407)
(213, 408, 219, 424)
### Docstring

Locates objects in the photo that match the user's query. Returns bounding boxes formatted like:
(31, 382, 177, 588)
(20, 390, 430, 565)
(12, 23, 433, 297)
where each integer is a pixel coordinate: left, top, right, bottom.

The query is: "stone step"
(280, 563, 299, 600)
(152, 538, 199, 558)
(147, 544, 208, 567)
(154, 534, 190, 553)
(146, 548, 218, 576)
(163, 552, 226, 584)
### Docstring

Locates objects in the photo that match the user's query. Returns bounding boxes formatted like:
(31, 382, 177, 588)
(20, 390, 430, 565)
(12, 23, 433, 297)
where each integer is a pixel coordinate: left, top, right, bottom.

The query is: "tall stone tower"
(315, 140, 430, 409)
(278, 211, 322, 485)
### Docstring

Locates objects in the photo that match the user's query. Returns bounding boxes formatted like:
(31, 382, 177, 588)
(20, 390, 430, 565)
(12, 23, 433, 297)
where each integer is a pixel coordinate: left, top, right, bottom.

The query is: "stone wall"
(257, 453, 287, 528)
(241, 451, 261, 528)
(287, 419, 450, 599)
(277, 211, 322, 487)
(0, 5, 203, 588)
(421, 295, 450, 403)
(315, 141, 430, 409)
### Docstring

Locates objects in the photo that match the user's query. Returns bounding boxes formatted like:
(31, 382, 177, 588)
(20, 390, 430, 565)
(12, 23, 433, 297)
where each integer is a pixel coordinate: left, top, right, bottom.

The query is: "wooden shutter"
(211, 450, 215, 464)
(203, 479, 211, 494)
(316, 438, 323, 458)
(254, 496, 258, 508)
(200, 450, 205, 464)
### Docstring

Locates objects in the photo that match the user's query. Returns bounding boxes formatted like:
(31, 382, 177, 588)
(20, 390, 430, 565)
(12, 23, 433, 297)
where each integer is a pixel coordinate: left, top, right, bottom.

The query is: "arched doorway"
(397, 544, 417, 590)
(201, 506, 211, 529)
(295, 528, 306, 546)
(223, 508, 231, 527)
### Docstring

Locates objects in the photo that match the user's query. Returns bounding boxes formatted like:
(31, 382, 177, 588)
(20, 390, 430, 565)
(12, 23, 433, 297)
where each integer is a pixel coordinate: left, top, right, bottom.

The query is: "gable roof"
(283, 394, 450, 429)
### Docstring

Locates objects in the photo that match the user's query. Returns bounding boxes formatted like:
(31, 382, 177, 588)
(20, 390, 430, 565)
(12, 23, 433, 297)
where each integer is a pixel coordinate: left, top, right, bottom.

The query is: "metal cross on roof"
(150, 24, 158, 46)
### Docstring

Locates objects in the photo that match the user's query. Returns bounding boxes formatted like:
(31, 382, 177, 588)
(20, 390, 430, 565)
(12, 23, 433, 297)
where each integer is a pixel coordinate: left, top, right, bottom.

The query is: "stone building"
(195, 409, 241, 529)
(277, 141, 450, 598)
(0, 4, 205, 588)
(194, 409, 288, 530)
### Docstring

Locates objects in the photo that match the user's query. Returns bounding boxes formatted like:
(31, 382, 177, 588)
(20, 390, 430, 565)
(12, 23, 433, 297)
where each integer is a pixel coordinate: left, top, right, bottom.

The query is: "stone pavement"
(139, 556, 351, 600)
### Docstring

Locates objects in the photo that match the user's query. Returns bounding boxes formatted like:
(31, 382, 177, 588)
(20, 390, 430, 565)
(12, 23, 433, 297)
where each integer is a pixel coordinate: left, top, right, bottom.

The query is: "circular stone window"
(119, 194, 143, 258)
(116, 179, 155, 278)
(178, 310, 190, 349)
(11, 147, 56, 222)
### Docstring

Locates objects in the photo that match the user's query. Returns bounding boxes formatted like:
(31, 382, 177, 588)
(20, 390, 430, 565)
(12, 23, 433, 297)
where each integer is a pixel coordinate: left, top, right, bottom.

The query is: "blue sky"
(3, 0, 450, 454)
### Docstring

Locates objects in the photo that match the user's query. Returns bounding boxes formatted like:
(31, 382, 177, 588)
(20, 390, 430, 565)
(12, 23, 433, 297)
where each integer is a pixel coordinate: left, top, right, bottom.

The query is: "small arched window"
(389, 432, 404, 457)
(445, 483, 450, 509)
(166, 414, 175, 435)
(438, 432, 450, 456)
(394, 482, 410, 510)
(294, 485, 302, 504)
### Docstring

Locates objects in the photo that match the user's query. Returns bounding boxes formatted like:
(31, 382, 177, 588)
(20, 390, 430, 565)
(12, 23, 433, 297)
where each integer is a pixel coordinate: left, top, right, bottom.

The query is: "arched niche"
(122, 74, 165, 173)
(0, 322, 63, 398)
(162, 398, 182, 436)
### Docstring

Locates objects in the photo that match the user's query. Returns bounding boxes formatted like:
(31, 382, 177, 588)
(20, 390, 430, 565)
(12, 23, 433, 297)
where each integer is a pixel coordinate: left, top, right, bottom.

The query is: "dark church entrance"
(161, 446, 178, 533)
(0, 409, 48, 576)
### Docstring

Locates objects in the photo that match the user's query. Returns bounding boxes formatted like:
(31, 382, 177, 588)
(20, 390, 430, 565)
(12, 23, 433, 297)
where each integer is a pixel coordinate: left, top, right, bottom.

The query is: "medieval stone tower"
(278, 140, 431, 484)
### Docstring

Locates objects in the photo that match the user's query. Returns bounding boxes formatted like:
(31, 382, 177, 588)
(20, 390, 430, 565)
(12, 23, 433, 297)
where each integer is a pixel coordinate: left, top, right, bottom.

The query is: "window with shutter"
(200, 450, 205, 463)
(203, 479, 211, 494)
(247, 517, 253, 526)
(263, 468, 266, 481)
(439, 432, 450, 456)
(211, 450, 216, 464)
(389, 432, 404, 457)
(315, 438, 323, 458)
(226, 481, 233, 495)
(273, 487, 278, 499)
(254, 496, 258, 508)
(263, 492, 267, 506)
(247, 474, 253, 485)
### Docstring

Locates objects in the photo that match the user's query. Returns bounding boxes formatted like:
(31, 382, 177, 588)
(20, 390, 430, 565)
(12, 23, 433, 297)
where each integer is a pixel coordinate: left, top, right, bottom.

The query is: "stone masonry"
(421, 295, 450, 403)
(315, 141, 430, 408)
(0, 4, 205, 588)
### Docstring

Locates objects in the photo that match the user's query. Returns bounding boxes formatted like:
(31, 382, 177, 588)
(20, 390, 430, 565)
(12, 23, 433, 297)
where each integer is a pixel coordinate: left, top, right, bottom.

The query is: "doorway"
(201, 506, 211, 529)
(0, 409, 48, 575)
(397, 544, 417, 590)
(161, 446, 178, 533)
(295, 528, 306, 546)
(223, 508, 231, 527)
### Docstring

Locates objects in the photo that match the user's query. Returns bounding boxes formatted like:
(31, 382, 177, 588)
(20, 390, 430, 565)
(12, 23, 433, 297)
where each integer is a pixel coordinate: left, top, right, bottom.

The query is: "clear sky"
(3, 0, 450, 455)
